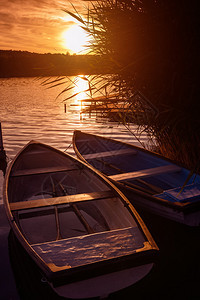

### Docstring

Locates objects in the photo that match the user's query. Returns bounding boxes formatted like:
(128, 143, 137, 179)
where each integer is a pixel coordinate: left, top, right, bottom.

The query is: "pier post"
(0, 122, 7, 176)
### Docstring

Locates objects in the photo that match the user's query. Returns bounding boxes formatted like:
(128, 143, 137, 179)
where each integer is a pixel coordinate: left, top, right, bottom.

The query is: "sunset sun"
(61, 25, 89, 54)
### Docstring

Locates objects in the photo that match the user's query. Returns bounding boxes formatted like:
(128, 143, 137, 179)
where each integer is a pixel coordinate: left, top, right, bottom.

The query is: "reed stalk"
(60, 0, 200, 170)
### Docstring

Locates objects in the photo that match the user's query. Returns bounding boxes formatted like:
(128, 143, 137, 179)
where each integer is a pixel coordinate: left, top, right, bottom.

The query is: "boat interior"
(74, 133, 200, 202)
(7, 143, 147, 270)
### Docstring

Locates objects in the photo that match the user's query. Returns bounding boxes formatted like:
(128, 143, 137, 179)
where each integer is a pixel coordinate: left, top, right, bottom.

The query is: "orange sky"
(0, 0, 88, 54)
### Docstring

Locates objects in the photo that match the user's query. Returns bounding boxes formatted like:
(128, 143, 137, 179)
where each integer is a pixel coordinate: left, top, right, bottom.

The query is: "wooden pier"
(69, 92, 156, 124)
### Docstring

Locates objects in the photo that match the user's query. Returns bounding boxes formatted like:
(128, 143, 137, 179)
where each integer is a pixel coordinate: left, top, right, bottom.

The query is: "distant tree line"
(0, 50, 109, 77)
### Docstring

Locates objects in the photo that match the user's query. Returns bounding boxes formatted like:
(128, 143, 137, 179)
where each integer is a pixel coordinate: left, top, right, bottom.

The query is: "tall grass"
(63, 0, 200, 170)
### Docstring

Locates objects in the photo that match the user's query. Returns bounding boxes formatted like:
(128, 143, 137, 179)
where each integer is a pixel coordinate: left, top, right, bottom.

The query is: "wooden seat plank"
(83, 148, 137, 160)
(11, 166, 78, 177)
(109, 165, 181, 182)
(10, 190, 114, 211)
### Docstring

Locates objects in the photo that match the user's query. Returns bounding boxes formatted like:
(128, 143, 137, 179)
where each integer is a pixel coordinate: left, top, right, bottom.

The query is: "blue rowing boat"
(73, 130, 200, 227)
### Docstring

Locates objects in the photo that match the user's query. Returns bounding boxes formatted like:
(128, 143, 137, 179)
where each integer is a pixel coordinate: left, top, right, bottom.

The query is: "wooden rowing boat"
(3, 141, 158, 299)
(73, 131, 200, 227)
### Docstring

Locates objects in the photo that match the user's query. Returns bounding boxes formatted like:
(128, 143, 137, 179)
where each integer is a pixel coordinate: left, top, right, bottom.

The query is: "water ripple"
(0, 77, 148, 203)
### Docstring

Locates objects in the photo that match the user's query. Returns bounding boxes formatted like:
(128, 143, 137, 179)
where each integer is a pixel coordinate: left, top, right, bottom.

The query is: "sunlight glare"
(61, 25, 89, 54)
(74, 76, 89, 101)
(69, 76, 90, 113)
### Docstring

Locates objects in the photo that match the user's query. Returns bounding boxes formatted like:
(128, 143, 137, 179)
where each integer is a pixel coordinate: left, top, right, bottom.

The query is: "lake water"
(1, 77, 199, 300)
(0, 76, 148, 204)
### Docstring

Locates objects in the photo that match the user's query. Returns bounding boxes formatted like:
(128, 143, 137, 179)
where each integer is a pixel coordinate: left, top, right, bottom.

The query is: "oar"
(49, 176, 62, 240)
(96, 157, 162, 194)
(58, 181, 95, 234)
(120, 180, 155, 195)
(54, 206, 62, 240)
(131, 178, 162, 194)
(71, 203, 95, 234)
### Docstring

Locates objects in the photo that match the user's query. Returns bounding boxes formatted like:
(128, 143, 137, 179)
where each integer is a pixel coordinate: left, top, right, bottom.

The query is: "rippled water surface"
(0, 77, 148, 203)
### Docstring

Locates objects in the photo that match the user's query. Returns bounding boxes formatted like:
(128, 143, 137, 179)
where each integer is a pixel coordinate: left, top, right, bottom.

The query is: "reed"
(63, 0, 200, 170)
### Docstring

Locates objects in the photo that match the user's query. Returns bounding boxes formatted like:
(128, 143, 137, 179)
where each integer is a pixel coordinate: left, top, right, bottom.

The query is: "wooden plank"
(83, 148, 137, 160)
(109, 165, 181, 182)
(11, 165, 78, 177)
(32, 227, 144, 269)
(23, 150, 47, 155)
(80, 94, 118, 103)
(10, 190, 114, 211)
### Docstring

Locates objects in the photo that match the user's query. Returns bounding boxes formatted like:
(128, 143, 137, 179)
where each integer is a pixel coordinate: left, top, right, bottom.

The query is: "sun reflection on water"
(72, 76, 91, 111)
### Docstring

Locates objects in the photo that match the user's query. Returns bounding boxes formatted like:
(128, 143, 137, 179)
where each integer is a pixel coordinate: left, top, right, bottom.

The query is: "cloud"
(0, 0, 86, 53)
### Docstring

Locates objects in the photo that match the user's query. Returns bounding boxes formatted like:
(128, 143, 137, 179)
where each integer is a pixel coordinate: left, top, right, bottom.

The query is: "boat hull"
(53, 263, 153, 299)
(119, 185, 200, 226)
(73, 131, 200, 227)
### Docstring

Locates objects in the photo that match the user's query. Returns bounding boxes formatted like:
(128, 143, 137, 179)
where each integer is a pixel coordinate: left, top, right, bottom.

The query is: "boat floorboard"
(32, 227, 144, 270)
(11, 166, 79, 177)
